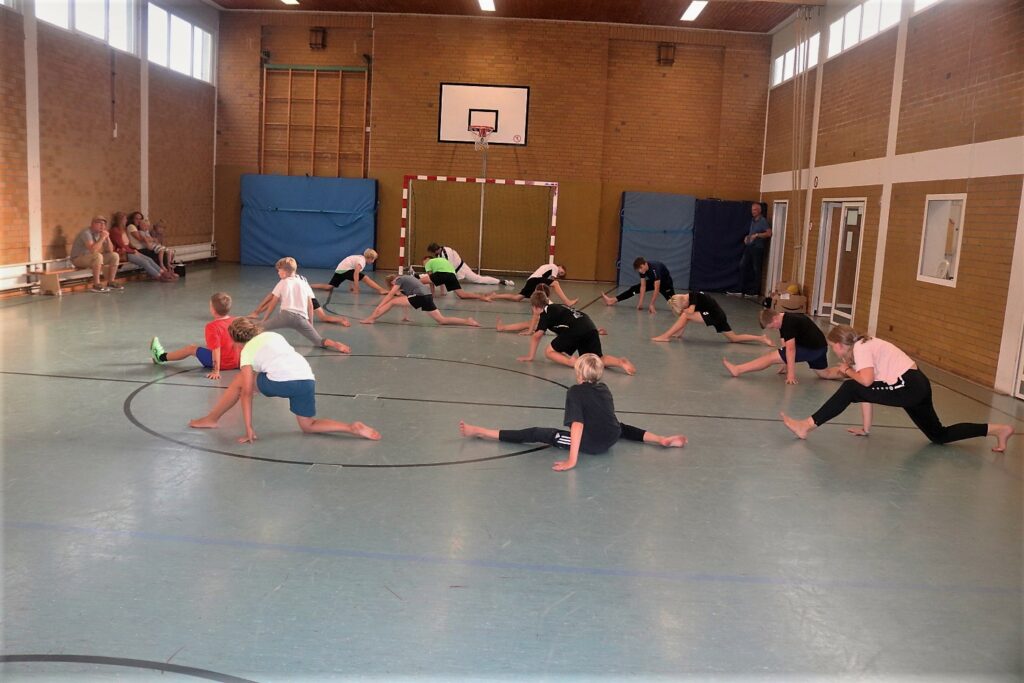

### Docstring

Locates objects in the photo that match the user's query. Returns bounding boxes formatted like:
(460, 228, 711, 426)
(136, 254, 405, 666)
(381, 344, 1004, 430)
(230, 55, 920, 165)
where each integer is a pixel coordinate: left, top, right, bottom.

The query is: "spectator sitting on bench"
(151, 219, 178, 268)
(70, 215, 122, 293)
(109, 211, 175, 282)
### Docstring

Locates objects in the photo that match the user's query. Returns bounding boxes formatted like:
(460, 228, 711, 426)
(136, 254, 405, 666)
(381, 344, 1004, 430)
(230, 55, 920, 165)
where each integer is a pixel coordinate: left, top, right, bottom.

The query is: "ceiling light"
(680, 1, 708, 22)
(281, 0, 299, 5)
(479, 0, 496, 11)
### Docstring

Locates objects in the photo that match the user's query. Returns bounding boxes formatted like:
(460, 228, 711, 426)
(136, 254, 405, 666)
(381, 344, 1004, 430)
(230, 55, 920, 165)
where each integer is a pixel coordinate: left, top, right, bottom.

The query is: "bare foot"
(339, 318, 351, 327)
(777, 366, 787, 375)
(601, 293, 615, 306)
(781, 412, 814, 439)
(660, 435, 687, 448)
(651, 336, 671, 343)
(351, 421, 381, 440)
(990, 424, 1014, 452)
(189, 417, 218, 429)
(620, 358, 637, 375)
(360, 318, 375, 324)
(722, 358, 739, 377)
(466, 317, 481, 327)
(598, 327, 608, 335)
(495, 316, 506, 331)
(325, 339, 351, 353)
(566, 298, 579, 307)
(760, 335, 775, 347)
(459, 420, 484, 438)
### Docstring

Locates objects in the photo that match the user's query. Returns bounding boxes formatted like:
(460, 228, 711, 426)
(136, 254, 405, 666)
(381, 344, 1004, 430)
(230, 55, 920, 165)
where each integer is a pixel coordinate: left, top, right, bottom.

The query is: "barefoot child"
(460, 354, 685, 471)
(312, 249, 387, 296)
(601, 257, 675, 313)
(426, 242, 514, 287)
(360, 274, 480, 327)
(518, 291, 636, 375)
(487, 263, 577, 306)
(422, 256, 492, 301)
(780, 325, 1014, 452)
(723, 308, 845, 384)
(652, 293, 773, 346)
(257, 257, 351, 353)
(495, 285, 609, 336)
(189, 318, 381, 443)
(150, 292, 240, 380)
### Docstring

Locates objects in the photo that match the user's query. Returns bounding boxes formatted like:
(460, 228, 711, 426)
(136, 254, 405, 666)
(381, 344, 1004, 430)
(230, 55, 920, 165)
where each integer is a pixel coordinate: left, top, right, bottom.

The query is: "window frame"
(147, 2, 214, 85)
(34, 0, 135, 54)
(915, 193, 967, 288)
(824, 0, 903, 64)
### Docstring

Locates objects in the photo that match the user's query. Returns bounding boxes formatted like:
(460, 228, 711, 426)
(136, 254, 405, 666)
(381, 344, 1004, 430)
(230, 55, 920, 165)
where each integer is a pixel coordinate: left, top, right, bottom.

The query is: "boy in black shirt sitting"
(722, 309, 845, 384)
(652, 292, 773, 345)
(518, 291, 636, 375)
(460, 354, 686, 471)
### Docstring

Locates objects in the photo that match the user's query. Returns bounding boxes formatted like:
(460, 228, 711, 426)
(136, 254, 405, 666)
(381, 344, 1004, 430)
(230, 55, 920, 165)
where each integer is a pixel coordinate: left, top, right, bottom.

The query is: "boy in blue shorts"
(150, 292, 239, 380)
(188, 318, 380, 443)
(722, 308, 845, 384)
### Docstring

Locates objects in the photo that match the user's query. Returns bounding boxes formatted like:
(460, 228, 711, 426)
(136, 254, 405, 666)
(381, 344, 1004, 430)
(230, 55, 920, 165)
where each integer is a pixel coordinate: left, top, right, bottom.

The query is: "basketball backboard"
(438, 82, 529, 146)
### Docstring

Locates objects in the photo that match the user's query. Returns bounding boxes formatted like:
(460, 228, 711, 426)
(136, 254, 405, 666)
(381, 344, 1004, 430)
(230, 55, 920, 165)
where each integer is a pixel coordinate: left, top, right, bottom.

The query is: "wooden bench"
(27, 260, 144, 295)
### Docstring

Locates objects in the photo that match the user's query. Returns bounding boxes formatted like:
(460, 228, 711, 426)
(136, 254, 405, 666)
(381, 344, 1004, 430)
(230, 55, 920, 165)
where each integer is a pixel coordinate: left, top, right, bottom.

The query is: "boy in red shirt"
(149, 292, 240, 380)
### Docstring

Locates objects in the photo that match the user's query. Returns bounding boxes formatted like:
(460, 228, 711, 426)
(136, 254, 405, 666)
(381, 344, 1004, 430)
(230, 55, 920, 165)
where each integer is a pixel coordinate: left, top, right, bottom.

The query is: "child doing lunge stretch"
(312, 249, 387, 296)
(780, 325, 1014, 452)
(487, 263, 577, 306)
(360, 274, 480, 326)
(518, 291, 636, 375)
(601, 257, 675, 313)
(460, 354, 685, 471)
(723, 309, 845, 384)
(257, 258, 350, 353)
(150, 292, 240, 380)
(422, 256, 492, 301)
(652, 293, 773, 345)
(189, 318, 380, 443)
(426, 243, 514, 287)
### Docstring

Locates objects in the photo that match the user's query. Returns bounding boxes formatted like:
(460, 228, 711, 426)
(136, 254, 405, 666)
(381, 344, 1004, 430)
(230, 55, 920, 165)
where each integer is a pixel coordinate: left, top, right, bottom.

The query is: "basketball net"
(470, 125, 493, 151)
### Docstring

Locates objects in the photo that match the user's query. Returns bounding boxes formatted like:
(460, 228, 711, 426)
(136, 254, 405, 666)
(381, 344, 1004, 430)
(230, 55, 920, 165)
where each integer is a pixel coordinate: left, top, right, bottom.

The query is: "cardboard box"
(772, 292, 807, 313)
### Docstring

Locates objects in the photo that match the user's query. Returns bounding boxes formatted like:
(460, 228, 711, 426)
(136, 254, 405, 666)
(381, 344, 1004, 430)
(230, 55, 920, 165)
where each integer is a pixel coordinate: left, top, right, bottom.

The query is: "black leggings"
(498, 423, 646, 453)
(616, 282, 675, 302)
(812, 369, 988, 444)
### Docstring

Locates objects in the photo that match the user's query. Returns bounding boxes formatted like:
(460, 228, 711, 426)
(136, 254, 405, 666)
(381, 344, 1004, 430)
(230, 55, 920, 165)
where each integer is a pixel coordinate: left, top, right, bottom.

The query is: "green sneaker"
(150, 337, 165, 364)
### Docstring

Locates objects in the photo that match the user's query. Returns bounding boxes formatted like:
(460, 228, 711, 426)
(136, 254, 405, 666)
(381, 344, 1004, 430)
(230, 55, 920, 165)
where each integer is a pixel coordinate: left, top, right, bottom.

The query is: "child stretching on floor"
(601, 257, 675, 313)
(652, 293, 773, 345)
(257, 257, 350, 353)
(460, 354, 686, 471)
(723, 308, 845, 384)
(422, 256, 492, 301)
(251, 281, 350, 328)
(361, 274, 480, 326)
(495, 284, 609, 336)
(486, 263, 578, 306)
(189, 318, 380, 443)
(312, 249, 388, 296)
(780, 325, 1014, 452)
(150, 292, 240, 380)
(518, 290, 635, 375)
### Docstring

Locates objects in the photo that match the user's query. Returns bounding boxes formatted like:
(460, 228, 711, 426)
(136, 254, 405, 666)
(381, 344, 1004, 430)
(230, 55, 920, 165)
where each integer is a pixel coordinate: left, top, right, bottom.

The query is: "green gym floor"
(2, 263, 1021, 681)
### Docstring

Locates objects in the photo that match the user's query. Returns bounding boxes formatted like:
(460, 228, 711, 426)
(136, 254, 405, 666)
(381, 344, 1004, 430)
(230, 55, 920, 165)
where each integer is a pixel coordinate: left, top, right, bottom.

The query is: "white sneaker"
(90, 285, 110, 293)
(502, 279, 515, 287)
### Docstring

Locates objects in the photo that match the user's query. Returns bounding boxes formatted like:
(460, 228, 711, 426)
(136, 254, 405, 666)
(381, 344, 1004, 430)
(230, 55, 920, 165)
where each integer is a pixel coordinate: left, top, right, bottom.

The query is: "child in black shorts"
(652, 293, 773, 345)
(422, 257, 491, 301)
(361, 274, 480, 326)
(518, 291, 636, 375)
(487, 263, 578, 306)
(723, 309, 845, 383)
(460, 354, 685, 471)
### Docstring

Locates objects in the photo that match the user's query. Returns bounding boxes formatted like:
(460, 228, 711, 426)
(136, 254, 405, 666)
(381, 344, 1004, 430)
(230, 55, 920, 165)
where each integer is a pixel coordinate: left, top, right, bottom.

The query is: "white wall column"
(994, 182, 1024, 396)
(139, 0, 149, 215)
(23, 0, 43, 262)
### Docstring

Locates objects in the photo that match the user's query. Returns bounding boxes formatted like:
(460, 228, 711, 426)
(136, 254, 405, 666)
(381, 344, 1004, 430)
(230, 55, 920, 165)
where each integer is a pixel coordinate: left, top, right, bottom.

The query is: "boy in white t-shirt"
(486, 263, 578, 306)
(188, 318, 380, 443)
(312, 249, 387, 295)
(257, 257, 350, 353)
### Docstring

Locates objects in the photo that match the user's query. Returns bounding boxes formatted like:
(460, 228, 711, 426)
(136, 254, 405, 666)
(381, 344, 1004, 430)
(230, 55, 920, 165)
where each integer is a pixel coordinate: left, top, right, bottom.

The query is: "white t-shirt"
(335, 254, 366, 273)
(127, 224, 146, 250)
(852, 338, 915, 385)
(529, 264, 559, 280)
(239, 332, 314, 382)
(437, 246, 463, 270)
(272, 275, 315, 318)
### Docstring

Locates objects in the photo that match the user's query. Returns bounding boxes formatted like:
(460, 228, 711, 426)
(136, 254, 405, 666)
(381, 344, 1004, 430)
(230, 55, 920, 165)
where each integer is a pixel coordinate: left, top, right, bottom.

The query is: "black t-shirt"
(779, 313, 826, 349)
(689, 291, 721, 315)
(537, 304, 597, 337)
(644, 260, 672, 284)
(563, 382, 620, 454)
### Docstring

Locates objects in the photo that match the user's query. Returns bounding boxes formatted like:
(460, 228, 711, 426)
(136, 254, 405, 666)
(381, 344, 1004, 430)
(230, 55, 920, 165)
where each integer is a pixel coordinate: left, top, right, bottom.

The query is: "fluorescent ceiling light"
(680, 0, 708, 21)
(281, 0, 299, 5)
(479, 0, 496, 11)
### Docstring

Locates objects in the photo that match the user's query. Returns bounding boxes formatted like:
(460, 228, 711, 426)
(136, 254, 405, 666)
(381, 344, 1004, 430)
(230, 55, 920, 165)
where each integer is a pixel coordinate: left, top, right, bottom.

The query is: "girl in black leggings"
(781, 325, 1014, 452)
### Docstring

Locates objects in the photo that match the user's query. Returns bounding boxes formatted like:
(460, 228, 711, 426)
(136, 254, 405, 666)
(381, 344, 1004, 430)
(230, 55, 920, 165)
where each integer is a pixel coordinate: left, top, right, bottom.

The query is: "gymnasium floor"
(2, 263, 1021, 681)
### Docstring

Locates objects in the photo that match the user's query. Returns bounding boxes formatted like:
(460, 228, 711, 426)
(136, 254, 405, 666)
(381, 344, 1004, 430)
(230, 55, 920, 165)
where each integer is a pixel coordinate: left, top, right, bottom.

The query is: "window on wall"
(917, 195, 966, 287)
(826, 0, 900, 60)
(35, 0, 134, 52)
(770, 32, 820, 87)
(914, 0, 943, 11)
(147, 3, 213, 83)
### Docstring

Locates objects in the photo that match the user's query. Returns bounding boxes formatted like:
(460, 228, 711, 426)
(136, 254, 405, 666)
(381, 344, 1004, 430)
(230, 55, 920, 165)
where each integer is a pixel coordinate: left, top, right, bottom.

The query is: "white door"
(829, 202, 866, 326)
(812, 203, 839, 317)
(1016, 326, 1024, 399)
(767, 201, 788, 292)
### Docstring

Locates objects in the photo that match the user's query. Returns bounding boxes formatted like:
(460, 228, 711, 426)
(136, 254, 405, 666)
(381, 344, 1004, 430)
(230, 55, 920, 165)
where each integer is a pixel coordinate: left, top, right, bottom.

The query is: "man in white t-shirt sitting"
(312, 248, 387, 295)
(188, 317, 381, 443)
(426, 242, 514, 287)
(258, 257, 349, 353)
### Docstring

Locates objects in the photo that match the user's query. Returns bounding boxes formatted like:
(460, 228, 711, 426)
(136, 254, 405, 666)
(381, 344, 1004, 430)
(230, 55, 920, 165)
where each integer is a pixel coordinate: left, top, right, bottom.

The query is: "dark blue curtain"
(689, 199, 755, 292)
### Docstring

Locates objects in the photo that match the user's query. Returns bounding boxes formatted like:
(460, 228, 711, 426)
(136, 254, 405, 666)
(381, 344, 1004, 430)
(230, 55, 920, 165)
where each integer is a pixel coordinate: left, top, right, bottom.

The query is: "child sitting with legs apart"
(487, 263, 577, 306)
(601, 257, 675, 313)
(422, 256, 492, 301)
(189, 318, 380, 443)
(723, 309, 846, 384)
(312, 249, 388, 297)
(150, 292, 240, 380)
(652, 293, 773, 345)
(460, 354, 686, 471)
(257, 257, 350, 353)
(361, 274, 480, 326)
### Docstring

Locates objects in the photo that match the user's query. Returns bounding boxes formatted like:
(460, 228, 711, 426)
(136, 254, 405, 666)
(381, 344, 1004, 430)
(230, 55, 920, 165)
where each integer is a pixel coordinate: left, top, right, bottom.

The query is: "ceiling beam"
(722, 0, 826, 6)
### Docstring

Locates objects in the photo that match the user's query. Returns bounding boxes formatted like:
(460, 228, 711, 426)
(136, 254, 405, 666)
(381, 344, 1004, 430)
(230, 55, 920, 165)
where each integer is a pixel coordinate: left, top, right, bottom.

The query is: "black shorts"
(329, 270, 356, 288)
(312, 297, 321, 310)
(408, 294, 437, 312)
(520, 276, 552, 298)
(551, 329, 603, 357)
(659, 279, 676, 299)
(699, 309, 731, 333)
(429, 271, 461, 291)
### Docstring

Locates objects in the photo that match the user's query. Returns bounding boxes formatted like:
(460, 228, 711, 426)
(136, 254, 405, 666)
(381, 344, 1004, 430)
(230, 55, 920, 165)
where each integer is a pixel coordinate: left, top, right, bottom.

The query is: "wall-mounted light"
(657, 43, 676, 66)
(309, 27, 326, 50)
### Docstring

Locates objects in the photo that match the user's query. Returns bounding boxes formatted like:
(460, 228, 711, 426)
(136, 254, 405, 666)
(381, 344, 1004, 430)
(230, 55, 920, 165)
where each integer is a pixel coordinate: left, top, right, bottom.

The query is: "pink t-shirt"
(852, 338, 915, 385)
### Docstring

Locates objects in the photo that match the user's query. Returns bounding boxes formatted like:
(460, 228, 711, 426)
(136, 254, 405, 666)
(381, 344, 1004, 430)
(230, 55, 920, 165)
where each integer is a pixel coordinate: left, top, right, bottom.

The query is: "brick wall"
(877, 175, 1022, 387)
(815, 29, 896, 167)
(0, 7, 29, 265)
(762, 69, 816, 175)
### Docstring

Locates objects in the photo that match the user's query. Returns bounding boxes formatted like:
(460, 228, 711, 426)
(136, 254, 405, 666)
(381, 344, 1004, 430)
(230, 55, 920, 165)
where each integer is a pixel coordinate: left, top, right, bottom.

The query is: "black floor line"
(0, 654, 259, 682)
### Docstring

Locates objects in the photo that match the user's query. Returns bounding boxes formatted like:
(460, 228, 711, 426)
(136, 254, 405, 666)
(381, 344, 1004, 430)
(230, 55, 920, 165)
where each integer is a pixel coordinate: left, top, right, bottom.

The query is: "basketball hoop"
(469, 125, 494, 151)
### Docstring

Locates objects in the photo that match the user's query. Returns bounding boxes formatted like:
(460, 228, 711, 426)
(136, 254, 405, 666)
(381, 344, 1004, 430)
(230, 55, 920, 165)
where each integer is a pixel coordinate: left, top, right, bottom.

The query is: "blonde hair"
(534, 282, 550, 298)
(669, 294, 690, 316)
(228, 317, 262, 343)
(210, 292, 232, 316)
(364, 248, 378, 262)
(275, 257, 297, 273)
(826, 325, 871, 362)
(575, 353, 604, 383)
(758, 308, 782, 329)
(529, 289, 550, 309)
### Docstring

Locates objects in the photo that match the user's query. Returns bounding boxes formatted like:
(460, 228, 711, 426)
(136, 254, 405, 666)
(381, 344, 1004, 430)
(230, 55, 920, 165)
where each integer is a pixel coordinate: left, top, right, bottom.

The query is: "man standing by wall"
(737, 202, 771, 298)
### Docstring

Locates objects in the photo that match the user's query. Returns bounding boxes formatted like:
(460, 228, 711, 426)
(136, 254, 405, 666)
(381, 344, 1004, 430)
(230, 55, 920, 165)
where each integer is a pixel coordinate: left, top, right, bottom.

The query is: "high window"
(916, 195, 966, 287)
(826, 0, 901, 59)
(148, 3, 213, 83)
(771, 32, 819, 87)
(35, 0, 134, 53)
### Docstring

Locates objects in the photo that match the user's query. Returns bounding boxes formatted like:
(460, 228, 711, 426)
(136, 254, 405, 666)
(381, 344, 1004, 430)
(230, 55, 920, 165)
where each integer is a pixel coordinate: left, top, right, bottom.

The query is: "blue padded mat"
(617, 192, 695, 290)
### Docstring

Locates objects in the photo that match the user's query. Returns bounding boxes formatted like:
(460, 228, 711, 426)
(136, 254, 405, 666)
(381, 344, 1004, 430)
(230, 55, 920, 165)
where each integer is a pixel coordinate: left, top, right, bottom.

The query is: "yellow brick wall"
(0, 7, 29, 265)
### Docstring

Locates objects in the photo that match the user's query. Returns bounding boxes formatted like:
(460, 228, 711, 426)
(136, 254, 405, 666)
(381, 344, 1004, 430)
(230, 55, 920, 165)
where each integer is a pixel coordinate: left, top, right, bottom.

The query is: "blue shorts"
(779, 345, 829, 370)
(195, 347, 214, 368)
(256, 374, 316, 418)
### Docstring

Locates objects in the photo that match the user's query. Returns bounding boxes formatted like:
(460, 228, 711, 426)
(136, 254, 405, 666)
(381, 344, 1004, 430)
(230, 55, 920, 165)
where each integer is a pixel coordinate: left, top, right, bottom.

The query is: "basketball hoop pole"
(477, 144, 487, 272)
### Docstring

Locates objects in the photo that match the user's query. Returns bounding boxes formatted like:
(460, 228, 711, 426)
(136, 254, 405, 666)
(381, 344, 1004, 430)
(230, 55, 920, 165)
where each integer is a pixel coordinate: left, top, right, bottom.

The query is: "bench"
(26, 259, 145, 296)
